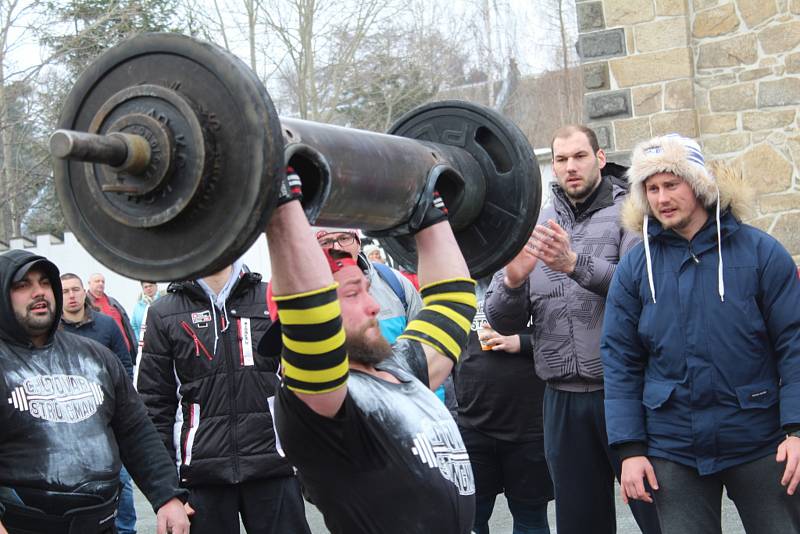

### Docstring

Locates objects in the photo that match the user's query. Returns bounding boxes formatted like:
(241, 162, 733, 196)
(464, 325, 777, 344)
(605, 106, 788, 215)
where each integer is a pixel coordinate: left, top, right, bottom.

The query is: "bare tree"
(0, 0, 49, 241)
(554, 0, 580, 125)
(257, 0, 403, 122)
(336, 26, 468, 131)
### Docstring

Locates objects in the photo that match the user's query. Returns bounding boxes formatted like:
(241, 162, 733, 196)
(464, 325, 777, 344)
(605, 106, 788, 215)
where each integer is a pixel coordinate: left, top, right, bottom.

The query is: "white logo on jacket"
(7, 374, 104, 423)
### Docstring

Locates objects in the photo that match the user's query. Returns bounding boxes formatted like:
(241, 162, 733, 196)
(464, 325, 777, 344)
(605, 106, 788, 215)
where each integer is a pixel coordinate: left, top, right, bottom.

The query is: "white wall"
(6, 233, 272, 316)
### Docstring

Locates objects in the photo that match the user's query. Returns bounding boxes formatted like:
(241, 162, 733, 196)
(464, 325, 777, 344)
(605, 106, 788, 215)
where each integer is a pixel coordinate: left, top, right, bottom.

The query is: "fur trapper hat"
(626, 134, 717, 216)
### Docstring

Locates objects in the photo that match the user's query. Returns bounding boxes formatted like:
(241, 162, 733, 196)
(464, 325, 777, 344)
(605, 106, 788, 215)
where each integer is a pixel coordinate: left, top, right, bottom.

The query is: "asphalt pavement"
(133, 483, 746, 533)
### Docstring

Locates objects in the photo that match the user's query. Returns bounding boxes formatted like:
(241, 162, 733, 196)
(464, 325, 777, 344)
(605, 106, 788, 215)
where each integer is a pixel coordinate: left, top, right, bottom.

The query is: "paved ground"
(134, 483, 746, 533)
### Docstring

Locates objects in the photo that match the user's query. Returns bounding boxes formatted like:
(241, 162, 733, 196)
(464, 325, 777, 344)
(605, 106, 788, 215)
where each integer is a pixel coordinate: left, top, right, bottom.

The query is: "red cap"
(323, 249, 358, 274)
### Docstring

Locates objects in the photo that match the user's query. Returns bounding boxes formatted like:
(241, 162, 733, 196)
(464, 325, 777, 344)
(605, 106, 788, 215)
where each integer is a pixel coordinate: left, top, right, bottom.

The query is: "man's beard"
(346, 321, 392, 366)
(15, 298, 55, 338)
(562, 157, 602, 203)
(658, 211, 693, 232)
(565, 173, 600, 202)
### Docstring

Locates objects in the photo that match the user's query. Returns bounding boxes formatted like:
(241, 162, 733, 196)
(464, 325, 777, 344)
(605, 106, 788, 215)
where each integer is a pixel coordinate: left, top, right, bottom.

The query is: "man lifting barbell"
(43, 32, 546, 532)
(265, 173, 478, 533)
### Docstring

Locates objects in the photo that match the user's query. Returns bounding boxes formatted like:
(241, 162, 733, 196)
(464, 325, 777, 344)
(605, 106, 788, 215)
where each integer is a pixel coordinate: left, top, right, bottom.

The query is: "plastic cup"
(478, 323, 496, 351)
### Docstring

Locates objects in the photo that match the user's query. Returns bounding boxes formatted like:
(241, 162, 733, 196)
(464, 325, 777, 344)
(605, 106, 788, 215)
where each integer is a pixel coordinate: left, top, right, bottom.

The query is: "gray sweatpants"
(651, 454, 800, 534)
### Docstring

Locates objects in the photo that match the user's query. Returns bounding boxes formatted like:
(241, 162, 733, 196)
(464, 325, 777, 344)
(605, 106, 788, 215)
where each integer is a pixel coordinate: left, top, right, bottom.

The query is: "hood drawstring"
(715, 185, 725, 302)
(205, 298, 232, 356)
(642, 189, 725, 305)
(643, 217, 657, 304)
(208, 296, 220, 356)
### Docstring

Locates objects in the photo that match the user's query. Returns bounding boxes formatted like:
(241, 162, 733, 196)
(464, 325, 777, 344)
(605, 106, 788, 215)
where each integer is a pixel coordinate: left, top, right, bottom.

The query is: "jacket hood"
(0, 249, 63, 346)
(621, 161, 754, 235)
(602, 161, 630, 192)
(167, 265, 261, 299)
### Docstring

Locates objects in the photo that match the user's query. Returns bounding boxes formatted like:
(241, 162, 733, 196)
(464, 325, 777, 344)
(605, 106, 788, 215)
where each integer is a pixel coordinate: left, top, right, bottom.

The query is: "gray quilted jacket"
(485, 177, 639, 391)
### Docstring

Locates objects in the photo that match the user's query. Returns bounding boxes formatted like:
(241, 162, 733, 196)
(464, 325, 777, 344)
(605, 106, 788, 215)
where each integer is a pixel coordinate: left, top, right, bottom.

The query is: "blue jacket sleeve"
(757, 240, 800, 428)
(601, 254, 648, 447)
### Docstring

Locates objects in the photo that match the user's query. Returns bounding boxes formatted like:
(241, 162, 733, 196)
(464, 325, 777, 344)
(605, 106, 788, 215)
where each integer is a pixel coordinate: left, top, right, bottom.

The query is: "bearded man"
(265, 174, 477, 533)
(0, 250, 189, 534)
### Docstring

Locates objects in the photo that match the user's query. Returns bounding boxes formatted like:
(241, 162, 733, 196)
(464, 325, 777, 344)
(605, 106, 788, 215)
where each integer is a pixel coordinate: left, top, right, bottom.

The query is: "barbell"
(52, 33, 541, 281)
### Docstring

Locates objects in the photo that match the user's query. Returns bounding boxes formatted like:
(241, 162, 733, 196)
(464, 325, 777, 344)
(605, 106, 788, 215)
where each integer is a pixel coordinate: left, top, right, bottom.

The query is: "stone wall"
(577, 0, 800, 260)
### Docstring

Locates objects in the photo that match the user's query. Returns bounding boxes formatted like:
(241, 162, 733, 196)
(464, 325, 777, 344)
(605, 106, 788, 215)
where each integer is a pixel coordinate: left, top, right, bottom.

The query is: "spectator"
(602, 134, 800, 533)
(60, 273, 133, 378)
(399, 269, 420, 290)
(484, 125, 660, 534)
(363, 244, 386, 264)
(131, 281, 162, 344)
(455, 277, 553, 533)
(59, 272, 137, 533)
(0, 250, 189, 534)
(87, 273, 137, 363)
(137, 260, 311, 534)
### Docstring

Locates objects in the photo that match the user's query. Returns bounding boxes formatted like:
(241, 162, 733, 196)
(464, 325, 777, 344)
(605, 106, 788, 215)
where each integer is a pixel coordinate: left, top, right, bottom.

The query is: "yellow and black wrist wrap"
(274, 284, 348, 394)
(398, 278, 477, 364)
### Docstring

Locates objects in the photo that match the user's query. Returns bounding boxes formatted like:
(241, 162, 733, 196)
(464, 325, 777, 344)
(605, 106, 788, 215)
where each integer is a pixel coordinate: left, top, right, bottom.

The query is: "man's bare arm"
(402, 220, 476, 389)
(266, 201, 347, 417)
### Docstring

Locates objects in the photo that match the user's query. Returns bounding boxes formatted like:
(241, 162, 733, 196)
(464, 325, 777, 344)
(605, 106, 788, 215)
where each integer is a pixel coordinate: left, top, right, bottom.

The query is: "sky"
(3, 0, 579, 96)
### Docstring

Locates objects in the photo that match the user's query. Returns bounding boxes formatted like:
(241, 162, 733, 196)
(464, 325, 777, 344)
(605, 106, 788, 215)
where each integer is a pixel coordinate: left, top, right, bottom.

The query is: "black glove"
(366, 187, 449, 239)
(277, 166, 303, 206)
(416, 190, 448, 231)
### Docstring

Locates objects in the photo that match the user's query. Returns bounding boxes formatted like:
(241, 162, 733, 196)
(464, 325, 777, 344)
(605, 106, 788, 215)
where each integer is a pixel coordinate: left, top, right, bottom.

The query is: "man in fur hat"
(602, 134, 800, 533)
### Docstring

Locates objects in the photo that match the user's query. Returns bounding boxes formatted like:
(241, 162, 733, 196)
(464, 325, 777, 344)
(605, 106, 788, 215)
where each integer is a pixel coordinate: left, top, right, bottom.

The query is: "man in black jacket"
(455, 277, 553, 534)
(59, 272, 137, 534)
(137, 260, 310, 534)
(0, 249, 189, 534)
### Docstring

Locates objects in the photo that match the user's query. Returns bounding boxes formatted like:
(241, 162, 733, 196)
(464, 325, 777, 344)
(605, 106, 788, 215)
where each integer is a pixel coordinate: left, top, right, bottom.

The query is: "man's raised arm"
(398, 206, 477, 389)
(266, 199, 347, 417)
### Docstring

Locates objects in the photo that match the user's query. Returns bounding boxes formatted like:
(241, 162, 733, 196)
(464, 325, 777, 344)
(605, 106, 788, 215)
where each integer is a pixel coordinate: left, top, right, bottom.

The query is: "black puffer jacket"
(0, 249, 185, 519)
(137, 266, 292, 487)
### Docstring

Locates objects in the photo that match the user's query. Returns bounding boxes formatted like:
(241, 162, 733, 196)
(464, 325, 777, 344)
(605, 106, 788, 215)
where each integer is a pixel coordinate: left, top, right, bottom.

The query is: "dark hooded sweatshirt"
(0, 250, 186, 522)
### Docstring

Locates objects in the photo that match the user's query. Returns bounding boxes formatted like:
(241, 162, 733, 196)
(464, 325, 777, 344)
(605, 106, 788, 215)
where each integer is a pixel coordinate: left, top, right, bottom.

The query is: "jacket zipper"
(688, 243, 701, 264)
(561, 215, 583, 379)
(223, 313, 241, 483)
(179, 321, 213, 360)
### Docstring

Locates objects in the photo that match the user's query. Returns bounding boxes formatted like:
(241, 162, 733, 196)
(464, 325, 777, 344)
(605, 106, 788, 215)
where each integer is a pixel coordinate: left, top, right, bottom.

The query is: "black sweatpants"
(187, 476, 311, 534)
(543, 386, 661, 534)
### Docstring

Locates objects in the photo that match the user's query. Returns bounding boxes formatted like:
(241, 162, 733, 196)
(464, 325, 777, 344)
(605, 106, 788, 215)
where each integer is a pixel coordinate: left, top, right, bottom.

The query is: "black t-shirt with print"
(275, 339, 475, 534)
(455, 280, 546, 442)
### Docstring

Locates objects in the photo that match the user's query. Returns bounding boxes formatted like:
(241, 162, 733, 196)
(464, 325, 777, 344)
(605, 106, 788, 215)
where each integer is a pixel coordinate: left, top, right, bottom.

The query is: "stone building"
(577, 0, 800, 260)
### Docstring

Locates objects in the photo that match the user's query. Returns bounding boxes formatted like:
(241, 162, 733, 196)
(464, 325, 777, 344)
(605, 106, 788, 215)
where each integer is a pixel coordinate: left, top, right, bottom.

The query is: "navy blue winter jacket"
(62, 306, 134, 379)
(602, 208, 800, 475)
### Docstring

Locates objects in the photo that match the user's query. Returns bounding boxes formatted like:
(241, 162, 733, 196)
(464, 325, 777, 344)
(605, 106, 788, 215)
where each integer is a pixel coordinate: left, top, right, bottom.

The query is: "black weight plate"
(54, 33, 283, 282)
(379, 100, 541, 279)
